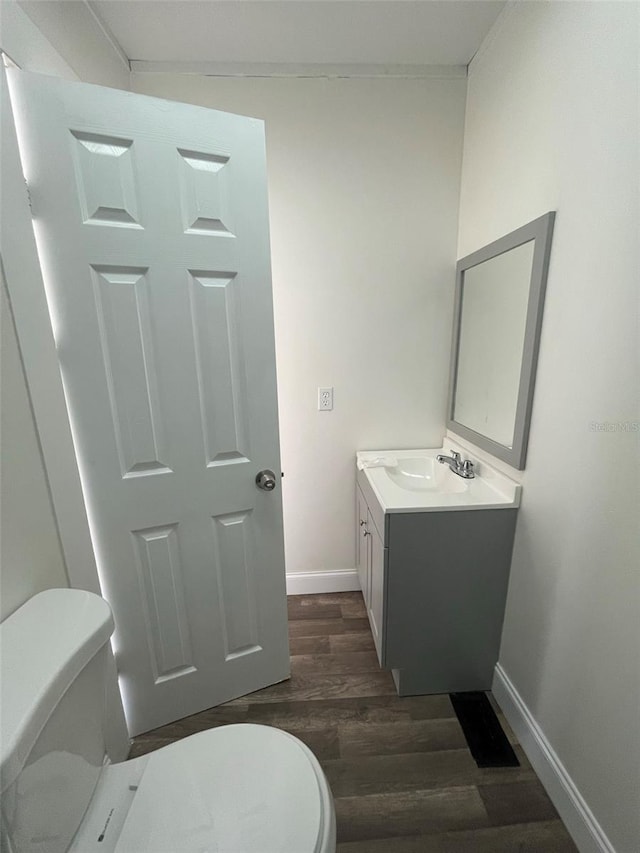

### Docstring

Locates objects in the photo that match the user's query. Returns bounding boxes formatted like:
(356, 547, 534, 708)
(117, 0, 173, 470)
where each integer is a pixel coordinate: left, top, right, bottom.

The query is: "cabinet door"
(356, 487, 370, 606)
(368, 514, 385, 665)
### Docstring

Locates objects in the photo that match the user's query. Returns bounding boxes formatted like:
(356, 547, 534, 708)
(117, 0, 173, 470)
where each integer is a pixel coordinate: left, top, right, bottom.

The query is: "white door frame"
(1, 66, 102, 598)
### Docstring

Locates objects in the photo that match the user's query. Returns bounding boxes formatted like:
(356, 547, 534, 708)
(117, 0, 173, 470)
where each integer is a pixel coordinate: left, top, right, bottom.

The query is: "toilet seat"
(113, 724, 335, 853)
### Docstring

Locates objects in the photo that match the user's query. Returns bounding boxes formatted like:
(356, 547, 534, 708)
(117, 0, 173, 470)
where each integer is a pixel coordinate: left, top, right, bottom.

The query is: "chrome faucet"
(436, 450, 475, 480)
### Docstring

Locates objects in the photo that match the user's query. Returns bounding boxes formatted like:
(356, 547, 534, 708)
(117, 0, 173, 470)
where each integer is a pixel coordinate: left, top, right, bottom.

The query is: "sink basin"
(356, 446, 521, 513)
(385, 457, 469, 494)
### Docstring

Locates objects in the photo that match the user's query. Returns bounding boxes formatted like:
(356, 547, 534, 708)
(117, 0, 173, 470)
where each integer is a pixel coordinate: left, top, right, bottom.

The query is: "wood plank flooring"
(130, 591, 577, 852)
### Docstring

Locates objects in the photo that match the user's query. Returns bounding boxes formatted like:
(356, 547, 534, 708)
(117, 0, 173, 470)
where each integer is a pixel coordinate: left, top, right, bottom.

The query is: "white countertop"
(357, 442, 521, 513)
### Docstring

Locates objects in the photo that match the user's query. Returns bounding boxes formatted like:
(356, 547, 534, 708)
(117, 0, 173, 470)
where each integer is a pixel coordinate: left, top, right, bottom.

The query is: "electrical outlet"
(318, 387, 333, 411)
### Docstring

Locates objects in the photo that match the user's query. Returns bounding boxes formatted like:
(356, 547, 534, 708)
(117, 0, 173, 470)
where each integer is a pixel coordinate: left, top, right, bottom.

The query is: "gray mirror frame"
(446, 211, 556, 469)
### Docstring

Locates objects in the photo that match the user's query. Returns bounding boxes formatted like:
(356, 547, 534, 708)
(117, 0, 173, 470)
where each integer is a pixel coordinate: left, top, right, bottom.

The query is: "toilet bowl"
(0, 589, 336, 853)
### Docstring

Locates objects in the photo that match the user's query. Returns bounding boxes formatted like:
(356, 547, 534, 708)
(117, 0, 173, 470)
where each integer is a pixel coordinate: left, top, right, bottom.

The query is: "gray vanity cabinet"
(356, 468, 518, 696)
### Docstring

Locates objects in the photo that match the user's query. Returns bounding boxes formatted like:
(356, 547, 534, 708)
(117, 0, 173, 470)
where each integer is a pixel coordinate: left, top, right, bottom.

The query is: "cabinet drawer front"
(356, 468, 386, 542)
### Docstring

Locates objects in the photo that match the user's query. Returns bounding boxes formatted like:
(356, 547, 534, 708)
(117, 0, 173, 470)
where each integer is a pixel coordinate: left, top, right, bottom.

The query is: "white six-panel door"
(8, 69, 289, 736)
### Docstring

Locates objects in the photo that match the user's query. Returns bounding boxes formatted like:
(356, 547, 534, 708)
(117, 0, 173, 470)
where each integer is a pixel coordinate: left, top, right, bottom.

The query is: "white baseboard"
(493, 664, 616, 853)
(286, 570, 361, 595)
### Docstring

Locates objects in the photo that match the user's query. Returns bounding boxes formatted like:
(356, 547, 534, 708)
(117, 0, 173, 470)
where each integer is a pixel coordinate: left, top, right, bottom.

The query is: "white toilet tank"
(0, 589, 115, 853)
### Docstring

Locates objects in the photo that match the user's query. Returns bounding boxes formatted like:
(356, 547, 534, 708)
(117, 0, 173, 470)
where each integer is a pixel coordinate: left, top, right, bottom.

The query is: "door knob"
(256, 469, 277, 491)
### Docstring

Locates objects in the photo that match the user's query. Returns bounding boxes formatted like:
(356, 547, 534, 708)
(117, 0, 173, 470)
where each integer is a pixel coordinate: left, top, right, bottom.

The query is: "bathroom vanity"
(356, 444, 520, 696)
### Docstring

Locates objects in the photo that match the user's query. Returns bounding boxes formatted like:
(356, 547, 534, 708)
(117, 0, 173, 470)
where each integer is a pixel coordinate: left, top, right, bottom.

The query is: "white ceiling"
(90, 1, 506, 68)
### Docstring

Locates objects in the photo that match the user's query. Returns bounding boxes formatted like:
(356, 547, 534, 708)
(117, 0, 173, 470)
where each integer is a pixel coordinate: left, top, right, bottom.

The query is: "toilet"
(0, 588, 336, 853)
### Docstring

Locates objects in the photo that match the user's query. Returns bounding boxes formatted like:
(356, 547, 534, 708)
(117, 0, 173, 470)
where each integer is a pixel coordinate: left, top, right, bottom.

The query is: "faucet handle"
(461, 459, 475, 477)
(451, 451, 461, 463)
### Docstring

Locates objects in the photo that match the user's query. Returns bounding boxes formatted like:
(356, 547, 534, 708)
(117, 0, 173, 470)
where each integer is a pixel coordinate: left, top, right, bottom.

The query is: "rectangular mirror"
(447, 212, 555, 469)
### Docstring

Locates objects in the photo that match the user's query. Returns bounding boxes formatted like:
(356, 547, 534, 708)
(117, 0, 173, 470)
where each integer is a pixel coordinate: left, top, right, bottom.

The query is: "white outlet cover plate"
(318, 387, 333, 411)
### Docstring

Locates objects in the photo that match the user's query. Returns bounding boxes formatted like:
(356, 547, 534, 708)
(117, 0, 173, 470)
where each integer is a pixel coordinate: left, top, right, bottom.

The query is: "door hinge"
(24, 179, 34, 215)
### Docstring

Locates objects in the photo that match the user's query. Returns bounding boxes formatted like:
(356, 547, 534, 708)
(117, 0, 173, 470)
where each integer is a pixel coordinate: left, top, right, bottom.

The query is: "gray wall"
(455, 3, 639, 850)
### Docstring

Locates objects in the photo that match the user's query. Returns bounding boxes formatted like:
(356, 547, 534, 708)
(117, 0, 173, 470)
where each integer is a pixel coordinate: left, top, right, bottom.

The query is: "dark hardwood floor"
(130, 591, 577, 852)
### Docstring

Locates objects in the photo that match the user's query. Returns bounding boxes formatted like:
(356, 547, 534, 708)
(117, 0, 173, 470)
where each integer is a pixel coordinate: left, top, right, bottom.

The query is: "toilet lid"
(115, 724, 328, 853)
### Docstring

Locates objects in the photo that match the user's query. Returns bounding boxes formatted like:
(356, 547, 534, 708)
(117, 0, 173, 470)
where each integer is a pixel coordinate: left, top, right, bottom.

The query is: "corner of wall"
(5, 0, 130, 89)
(467, 0, 523, 79)
(493, 665, 617, 853)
